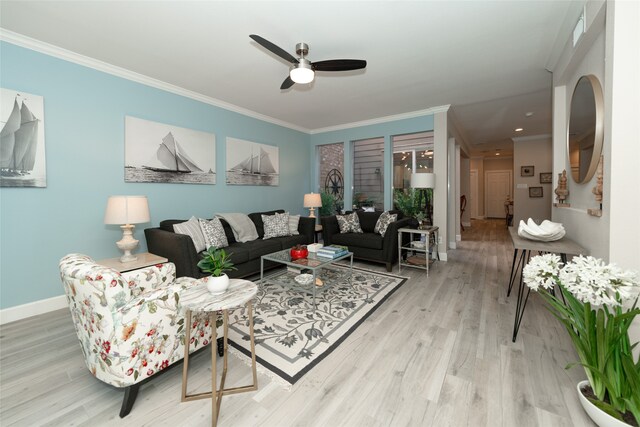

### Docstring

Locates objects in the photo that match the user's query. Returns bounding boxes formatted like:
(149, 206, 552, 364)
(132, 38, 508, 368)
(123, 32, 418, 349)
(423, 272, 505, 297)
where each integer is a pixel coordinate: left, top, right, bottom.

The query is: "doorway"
(485, 170, 512, 218)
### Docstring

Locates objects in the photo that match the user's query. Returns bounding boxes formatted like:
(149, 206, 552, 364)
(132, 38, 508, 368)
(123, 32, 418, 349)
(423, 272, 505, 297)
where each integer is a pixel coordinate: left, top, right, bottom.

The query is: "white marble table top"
(181, 279, 257, 312)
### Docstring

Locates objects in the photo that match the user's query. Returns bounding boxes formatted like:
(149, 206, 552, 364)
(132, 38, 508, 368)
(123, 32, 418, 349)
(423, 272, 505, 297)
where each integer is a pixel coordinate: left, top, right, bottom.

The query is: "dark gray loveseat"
(321, 210, 410, 271)
(145, 210, 315, 279)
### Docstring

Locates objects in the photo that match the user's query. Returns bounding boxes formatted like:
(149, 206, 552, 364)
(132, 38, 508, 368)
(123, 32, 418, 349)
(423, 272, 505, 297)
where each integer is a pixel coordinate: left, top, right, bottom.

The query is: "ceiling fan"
(249, 34, 367, 90)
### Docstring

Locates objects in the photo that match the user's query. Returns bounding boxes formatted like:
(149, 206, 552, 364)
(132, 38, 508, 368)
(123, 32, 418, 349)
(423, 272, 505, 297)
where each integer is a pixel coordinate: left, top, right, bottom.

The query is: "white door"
(470, 170, 478, 219)
(485, 170, 512, 218)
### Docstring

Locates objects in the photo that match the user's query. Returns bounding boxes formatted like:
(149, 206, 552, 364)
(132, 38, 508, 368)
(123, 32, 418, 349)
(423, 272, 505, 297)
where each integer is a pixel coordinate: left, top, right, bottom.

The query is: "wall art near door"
(539, 172, 552, 184)
(521, 165, 534, 177)
(125, 116, 215, 184)
(1, 89, 46, 187)
(226, 137, 279, 186)
(529, 186, 543, 198)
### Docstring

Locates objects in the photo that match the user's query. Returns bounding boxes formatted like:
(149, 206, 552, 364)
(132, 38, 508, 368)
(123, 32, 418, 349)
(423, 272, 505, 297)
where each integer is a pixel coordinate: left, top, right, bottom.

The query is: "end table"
(180, 279, 258, 426)
(96, 252, 167, 273)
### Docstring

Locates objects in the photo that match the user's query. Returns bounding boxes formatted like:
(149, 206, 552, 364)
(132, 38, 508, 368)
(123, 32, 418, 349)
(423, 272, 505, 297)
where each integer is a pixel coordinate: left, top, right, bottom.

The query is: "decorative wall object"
(124, 116, 215, 184)
(521, 166, 534, 177)
(529, 187, 543, 198)
(539, 172, 552, 184)
(587, 155, 603, 217)
(554, 169, 571, 207)
(0, 88, 46, 187)
(226, 137, 279, 186)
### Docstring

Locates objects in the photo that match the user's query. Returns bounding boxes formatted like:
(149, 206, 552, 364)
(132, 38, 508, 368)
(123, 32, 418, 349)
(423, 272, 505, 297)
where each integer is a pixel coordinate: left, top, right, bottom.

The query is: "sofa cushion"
(273, 234, 308, 250)
(198, 217, 229, 249)
(240, 239, 282, 259)
(337, 212, 363, 234)
(172, 217, 206, 252)
(262, 212, 292, 239)
(224, 243, 251, 265)
(217, 218, 237, 244)
(288, 213, 300, 235)
(330, 232, 383, 250)
(160, 219, 186, 232)
(249, 209, 285, 239)
(356, 211, 382, 233)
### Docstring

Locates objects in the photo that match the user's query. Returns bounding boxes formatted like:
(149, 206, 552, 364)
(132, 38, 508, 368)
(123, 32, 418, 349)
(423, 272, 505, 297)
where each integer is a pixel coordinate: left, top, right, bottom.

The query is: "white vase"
(577, 380, 631, 427)
(204, 274, 229, 295)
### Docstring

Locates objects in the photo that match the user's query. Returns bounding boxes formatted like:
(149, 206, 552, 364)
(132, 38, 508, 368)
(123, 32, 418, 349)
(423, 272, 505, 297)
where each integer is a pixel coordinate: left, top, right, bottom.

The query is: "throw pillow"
(173, 216, 207, 252)
(374, 211, 398, 236)
(336, 212, 364, 234)
(262, 212, 291, 239)
(287, 213, 300, 235)
(199, 217, 229, 250)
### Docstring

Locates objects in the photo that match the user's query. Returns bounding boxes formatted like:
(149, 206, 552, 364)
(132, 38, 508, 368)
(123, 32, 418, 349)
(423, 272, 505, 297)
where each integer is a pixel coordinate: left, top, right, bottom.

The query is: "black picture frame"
(540, 172, 552, 184)
(529, 186, 543, 198)
(521, 166, 535, 177)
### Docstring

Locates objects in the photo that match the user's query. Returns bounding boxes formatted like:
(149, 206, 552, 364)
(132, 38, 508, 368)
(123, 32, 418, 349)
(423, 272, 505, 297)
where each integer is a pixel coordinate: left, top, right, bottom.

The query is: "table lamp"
(104, 195, 150, 262)
(303, 192, 322, 218)
(411, 173, 435, 226)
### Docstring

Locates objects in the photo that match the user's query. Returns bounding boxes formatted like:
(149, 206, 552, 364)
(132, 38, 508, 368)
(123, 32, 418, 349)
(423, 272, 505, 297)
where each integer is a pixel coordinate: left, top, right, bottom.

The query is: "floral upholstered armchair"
(59, 254, 222, 417)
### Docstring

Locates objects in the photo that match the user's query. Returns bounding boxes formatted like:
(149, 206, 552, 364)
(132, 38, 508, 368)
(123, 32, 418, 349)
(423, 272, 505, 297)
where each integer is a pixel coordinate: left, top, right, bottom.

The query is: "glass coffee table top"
(261, 248, 352, 271)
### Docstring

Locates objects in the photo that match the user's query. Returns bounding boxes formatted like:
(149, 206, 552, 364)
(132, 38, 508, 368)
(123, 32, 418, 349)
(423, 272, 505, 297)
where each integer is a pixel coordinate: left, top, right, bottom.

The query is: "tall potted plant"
(197, 247, 237, 294)
(523, 254, 640, 426)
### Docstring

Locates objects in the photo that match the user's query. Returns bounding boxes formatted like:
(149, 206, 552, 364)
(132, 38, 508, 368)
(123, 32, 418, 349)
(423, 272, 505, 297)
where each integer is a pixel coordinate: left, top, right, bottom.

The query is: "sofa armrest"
(381, 217, 412, 261)
(144, 228, 203, 279)
(297, 216, 315, 244)
(320, 215, 341, 245)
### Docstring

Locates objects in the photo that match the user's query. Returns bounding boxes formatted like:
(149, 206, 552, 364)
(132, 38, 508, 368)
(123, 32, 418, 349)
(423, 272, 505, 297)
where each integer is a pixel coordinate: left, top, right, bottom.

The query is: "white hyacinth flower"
(523, 253, 563, 291)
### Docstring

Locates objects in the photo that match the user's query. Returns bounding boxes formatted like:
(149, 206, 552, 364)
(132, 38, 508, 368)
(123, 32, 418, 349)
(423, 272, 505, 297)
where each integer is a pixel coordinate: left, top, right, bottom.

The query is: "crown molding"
(0, 29, 311, 134)
(309, 105, 450, 135)
(511, 134, 552, 143)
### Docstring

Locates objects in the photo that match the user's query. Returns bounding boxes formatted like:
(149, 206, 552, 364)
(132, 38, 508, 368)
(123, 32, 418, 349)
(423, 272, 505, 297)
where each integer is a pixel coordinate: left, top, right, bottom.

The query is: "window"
(353, 137, 384, 211)
(317, 143, 344, 215)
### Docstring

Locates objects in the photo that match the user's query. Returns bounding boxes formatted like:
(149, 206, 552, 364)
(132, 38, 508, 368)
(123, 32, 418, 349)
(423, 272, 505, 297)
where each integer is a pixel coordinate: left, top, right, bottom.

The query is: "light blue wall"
(0, 42, 310, 309)
(309, 116, 435, 210)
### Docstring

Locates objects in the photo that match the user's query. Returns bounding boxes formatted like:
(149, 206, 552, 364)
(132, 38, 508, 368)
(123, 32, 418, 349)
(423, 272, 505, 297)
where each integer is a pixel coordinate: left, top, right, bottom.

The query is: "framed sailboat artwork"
(1, 88, 46, 188)
(124, 116, 216, 184)
(226, 137, 279, 186)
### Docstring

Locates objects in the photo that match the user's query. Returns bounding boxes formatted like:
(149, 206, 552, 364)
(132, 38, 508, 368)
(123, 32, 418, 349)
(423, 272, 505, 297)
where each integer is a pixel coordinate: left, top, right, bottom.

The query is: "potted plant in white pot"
(523, 254, 640, 427)
(197, 247, 237, 294)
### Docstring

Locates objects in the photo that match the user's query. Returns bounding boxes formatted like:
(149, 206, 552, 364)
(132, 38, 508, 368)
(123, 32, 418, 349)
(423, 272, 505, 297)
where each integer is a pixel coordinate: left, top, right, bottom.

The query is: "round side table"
(180, 278, 258, 426)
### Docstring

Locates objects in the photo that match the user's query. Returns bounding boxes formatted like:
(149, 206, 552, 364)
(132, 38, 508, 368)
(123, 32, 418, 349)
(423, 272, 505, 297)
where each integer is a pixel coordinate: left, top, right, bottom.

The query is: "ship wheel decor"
(324, 169, 344, 200)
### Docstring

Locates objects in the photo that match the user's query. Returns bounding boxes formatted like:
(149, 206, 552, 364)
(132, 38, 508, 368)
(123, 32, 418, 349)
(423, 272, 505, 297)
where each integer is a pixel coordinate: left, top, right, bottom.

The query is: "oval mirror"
(567, 74, 604, 183)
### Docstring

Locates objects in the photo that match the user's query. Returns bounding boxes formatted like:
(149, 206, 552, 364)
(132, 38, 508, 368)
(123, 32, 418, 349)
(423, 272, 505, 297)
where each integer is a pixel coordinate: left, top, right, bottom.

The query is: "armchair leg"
(119, 383, 141, 418)
(217, 337, 224, 357)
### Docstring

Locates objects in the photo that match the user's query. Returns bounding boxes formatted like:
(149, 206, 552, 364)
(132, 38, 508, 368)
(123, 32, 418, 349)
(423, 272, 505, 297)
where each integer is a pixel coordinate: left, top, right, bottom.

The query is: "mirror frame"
(566, 74, 604, 184)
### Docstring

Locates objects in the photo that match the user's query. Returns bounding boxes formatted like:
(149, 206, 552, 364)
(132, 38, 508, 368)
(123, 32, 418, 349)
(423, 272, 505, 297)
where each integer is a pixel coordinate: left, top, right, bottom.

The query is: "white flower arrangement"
(523, 254, 640, 424)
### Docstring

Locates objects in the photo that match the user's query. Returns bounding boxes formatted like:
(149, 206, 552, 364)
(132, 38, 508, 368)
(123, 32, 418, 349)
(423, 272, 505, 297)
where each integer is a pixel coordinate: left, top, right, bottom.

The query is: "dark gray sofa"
(144, 210, 315, 279)
(321, 210, 410, 271)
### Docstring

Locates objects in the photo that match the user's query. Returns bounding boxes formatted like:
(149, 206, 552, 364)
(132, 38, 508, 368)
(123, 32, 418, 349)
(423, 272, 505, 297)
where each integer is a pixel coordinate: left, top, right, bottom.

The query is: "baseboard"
(456, 234, 461, 242)
(475, 216, 485, 220)
(449, 241, 457, 250)
(0, 295, 67, 325)
(438, 252, 448, 262)
(462, 221, 471, 228)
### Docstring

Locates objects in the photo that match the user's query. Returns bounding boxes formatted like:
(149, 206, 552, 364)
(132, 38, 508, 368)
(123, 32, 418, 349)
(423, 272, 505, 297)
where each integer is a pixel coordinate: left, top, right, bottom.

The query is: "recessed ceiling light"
(525, 112, 534, 117)
(515, 128, 523, 132)
(496, 153, 500, 156)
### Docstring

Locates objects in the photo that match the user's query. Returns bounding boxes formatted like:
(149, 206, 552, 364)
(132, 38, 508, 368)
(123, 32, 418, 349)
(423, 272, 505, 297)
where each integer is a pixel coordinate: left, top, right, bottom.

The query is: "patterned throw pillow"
(173, 216, 207, 252)
(262, 212, 292, 239)
(336, 212, 364, 234)
(374, 211, 398, 236)
(198, 217, 229, 250)
(287, 213, 300, 235)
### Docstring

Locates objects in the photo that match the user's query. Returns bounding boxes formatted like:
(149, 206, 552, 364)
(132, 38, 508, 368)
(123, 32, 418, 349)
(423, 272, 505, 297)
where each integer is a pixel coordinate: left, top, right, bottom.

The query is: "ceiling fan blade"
(250, 34, 298, 64)
(280, 76, 295, 90)
(312, 59, 367, 72)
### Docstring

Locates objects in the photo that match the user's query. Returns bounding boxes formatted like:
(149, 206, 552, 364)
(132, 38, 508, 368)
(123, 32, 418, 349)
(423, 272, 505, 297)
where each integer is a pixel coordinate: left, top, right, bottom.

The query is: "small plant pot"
(577, 380, 631, 427)
(204, 274, 229, 295)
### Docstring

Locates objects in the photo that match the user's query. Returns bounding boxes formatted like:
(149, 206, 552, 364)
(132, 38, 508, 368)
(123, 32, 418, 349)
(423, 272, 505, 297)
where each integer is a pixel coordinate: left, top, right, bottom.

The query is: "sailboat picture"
(226, 137, 279, 186)
(0, 89, 46, 188)
(125, 116, 215, 184)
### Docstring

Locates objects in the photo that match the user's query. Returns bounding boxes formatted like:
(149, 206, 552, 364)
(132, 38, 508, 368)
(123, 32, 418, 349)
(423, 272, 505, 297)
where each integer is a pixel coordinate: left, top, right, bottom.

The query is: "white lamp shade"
(411, 173, 435, 189)
(104, 196, 150, 225)
(303, 193, 322, 208)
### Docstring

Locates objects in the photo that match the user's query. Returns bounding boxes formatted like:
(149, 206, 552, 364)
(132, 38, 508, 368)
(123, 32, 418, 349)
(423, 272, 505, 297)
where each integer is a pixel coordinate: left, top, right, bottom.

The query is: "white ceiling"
(0, 1, 581, 156)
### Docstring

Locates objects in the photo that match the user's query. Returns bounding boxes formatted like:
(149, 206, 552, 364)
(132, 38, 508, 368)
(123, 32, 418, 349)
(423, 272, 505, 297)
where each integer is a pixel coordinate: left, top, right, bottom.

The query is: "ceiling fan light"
(290, 60, 314, 84)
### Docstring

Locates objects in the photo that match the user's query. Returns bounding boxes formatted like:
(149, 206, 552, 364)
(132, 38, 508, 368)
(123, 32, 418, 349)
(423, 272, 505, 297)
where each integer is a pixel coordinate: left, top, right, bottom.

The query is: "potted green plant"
(523, 254, 640, 426)
(319, 191, 336, 217)
(197, 247, 237, 294)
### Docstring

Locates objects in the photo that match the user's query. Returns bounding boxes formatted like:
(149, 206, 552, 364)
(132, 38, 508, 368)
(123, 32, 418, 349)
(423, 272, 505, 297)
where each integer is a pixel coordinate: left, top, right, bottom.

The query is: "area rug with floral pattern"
(226, 264, 407, 385)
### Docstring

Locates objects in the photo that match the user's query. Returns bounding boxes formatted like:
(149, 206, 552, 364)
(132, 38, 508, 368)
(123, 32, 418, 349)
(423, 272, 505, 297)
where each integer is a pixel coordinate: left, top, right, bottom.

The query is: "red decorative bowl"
(290, 246, 309, 260)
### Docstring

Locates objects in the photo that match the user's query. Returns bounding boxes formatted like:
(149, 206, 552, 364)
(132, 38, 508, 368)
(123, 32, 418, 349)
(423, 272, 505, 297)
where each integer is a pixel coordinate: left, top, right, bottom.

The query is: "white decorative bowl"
(518, 218, 566, 242)
(294, 274, 314, 285)
(204, 274, 229, 294)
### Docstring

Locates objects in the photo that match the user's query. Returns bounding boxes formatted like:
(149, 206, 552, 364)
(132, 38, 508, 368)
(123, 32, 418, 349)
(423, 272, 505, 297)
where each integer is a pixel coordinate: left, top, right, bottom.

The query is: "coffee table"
(260, 249, 354, 310)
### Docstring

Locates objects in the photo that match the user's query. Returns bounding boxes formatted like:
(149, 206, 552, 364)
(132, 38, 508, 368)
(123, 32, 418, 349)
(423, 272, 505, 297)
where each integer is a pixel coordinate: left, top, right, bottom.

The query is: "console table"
(507, 227, 587, 342)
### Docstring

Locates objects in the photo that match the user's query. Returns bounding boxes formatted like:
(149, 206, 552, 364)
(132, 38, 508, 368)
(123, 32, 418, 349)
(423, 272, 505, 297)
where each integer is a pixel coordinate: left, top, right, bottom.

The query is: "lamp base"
(116, 224, 139, 263)
(308, 207, 317, 218)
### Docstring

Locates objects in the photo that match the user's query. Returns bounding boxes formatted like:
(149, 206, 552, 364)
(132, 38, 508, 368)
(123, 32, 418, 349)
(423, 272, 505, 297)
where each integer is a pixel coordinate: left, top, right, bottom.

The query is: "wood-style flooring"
(0, 220, 595, 426)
